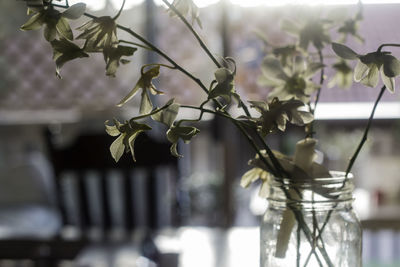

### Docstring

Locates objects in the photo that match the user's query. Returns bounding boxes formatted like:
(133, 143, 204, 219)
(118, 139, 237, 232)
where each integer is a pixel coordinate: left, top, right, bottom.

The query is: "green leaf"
(103, 45, 137, 77)
(329, 61, 353, 89)
(208, 67, 236, 102)
(44, 22, 57, 41)
(105, 119, 152, 162)
(20, 12, 44, 31)
(281, 19, 300, 35)
(293, 138, 317, 173)
(170, 143, 180, 158)
(105, 121, 120, 136)
(139, 90, 153, 115)
(293, 56, 307, 73)
(332, 42, 359, 60)
(383, 55, 400, 78)
(249, 150, 311, 180)
(261, 56, 288, 81)
(381, 68, 395, 93)
(110, 134, 125, 162)
(50, 38, 89, 78)
(360, 64, 379, 88)
(117, 66, 162, 110)
(354, 61, 369, 82)
(304, 62, 324, 78)
(169, 0, 202, 28)
(56, 17, 73, 40)
(250, 98, 313, 136)
(214, 68, 231, 84)
(77, 16, 118, 50)
(21, 7, 76, 42)
(166, 125, 200, 157)
(359, 52, 384, 65)
(240, 168, 270, 189)
(62, 3, 87, 20)
(152, 101, 180, 127)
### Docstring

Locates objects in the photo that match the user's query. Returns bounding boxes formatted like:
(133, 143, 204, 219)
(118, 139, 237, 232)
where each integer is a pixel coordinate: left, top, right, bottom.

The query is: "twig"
(345, 85, 386, 177)
(128, 103, 172, 122)
(306, 49, 324, 138)
(313, 49, 325, 114)
(161, 0, 221, 68)
(297, 224, 301, 267)
(113, 0, 126, 20)
(119, 40, 153, 50)
(377, 43, 400, 53)
(305, 85, 387, 263)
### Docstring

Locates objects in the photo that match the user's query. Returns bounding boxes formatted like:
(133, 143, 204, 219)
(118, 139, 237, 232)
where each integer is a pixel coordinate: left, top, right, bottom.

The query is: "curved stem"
(306, 49, 324, 138)
(113, 0, 126, 20)
(180, 105, 278, 175)
(314, 49, 325, 114)
(142, 63, 176, 70)
(116, 24, 211, 95)
(129, 103, 172, 122)
(177, 100, 209, 126)
(377, 43, 400, 53)
(345, 85, 386, 177)
(163, 0, 254, 118)
(119, 40, 153, 51)
(306, 85, 387, 264)
(162, 0, 221, 68)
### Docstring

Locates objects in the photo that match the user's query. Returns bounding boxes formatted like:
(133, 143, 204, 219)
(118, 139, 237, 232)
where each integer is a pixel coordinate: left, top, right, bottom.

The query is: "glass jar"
(260, 171, 362, 267)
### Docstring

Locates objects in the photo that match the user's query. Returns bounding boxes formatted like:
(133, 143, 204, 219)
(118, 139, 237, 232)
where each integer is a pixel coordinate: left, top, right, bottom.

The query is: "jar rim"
(272, 171, 353, 185)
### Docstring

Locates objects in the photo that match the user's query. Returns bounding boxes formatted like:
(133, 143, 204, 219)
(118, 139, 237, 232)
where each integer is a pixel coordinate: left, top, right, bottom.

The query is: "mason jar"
(260, 171, 362, 267)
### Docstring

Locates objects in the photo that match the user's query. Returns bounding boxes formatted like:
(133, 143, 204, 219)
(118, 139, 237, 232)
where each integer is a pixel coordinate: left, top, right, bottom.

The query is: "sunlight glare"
(111, 0, 145, 9)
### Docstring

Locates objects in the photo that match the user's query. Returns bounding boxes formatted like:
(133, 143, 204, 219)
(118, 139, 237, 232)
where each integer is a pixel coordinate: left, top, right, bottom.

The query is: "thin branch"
(113, 0, 126, 20)
(177, 100, 209, 126)
(377, 43, 400, 53)
(129, 104, 172, 122)
(306, 49, 324, 138)
(297, 224, 301, 267)
(345, 85, 386, 177)
(309, 85, 387, 264)
(313, 49, 325, 114)
(162, 0, 222, 68)
(119, 40, 153, 51)
(141, 63, 176, 70)
(115, 24, 210, 95)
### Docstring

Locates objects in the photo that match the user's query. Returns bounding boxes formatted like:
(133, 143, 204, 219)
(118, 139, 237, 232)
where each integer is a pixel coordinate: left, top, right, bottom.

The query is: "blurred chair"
(0, 127, 180, 267)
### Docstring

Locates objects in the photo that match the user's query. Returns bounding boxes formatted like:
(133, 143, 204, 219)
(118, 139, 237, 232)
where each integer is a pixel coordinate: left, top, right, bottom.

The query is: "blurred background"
(1, 0, 400, 266)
